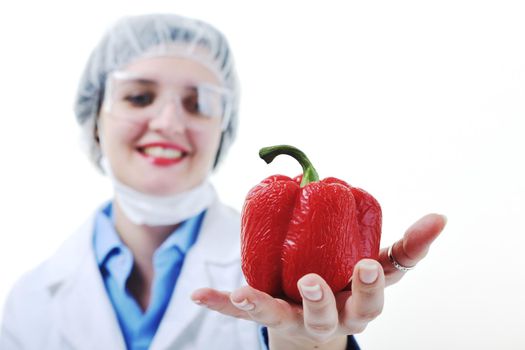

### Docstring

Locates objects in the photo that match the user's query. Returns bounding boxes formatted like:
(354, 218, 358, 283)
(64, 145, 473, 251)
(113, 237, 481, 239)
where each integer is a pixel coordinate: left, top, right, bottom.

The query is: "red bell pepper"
(241, 145, 382, 303)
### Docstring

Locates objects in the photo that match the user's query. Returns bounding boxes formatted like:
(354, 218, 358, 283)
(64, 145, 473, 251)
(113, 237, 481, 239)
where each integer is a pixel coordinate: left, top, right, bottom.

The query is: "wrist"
(268, 330, 347, 350)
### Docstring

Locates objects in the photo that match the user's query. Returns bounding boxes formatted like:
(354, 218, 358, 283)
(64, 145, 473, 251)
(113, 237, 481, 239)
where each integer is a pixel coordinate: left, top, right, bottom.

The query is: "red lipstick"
(136, 142, 188, 167)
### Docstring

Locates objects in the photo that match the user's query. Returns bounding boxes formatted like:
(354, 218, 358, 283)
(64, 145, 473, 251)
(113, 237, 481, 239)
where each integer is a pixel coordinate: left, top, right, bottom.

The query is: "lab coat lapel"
(51, 221, 126, 350)
(150, 250, 209, 349)
(151, 200, 242, 350)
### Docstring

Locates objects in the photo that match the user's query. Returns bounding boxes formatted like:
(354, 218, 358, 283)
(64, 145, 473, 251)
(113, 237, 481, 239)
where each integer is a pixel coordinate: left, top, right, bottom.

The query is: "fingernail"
(299, 283, 323, 301)
(232, 298, 255, 311)
(192, 298, 207, 306)
(359, 262, 379, 284)
(441, 214, 448, 225)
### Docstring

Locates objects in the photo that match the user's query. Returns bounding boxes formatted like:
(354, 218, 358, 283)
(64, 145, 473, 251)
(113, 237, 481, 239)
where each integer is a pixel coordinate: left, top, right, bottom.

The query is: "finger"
(191, 288, 251, 320)
(380, 213, 447, 285)
(341, 259, 385, 334)
(229, 285, 299, 331)
(297, 273, 339, 341)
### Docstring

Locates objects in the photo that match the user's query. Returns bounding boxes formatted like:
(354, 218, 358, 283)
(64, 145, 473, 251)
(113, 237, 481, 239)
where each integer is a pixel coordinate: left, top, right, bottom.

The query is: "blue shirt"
(93, 202, 204, 350)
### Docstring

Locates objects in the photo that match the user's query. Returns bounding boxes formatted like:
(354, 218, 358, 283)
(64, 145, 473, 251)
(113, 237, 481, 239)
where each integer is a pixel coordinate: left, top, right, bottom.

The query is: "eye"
(124, 92, 155, 107)
(182, 92, 201, 115)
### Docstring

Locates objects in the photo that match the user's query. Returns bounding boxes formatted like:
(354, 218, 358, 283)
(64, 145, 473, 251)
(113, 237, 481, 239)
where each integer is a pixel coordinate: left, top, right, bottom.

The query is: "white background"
(0, 1, 524, 349)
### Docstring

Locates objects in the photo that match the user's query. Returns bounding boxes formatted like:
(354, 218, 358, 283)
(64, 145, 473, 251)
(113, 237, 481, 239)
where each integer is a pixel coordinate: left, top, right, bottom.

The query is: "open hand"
(191, 213, 446, 349)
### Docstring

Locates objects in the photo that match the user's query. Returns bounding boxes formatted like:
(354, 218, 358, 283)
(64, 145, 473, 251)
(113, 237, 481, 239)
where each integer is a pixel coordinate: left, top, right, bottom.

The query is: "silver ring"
(388, 244, 415, 272)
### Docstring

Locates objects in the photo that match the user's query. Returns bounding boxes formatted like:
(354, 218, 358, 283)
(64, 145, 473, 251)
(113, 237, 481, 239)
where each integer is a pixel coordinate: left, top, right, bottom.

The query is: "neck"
(113, 200, 179, 262)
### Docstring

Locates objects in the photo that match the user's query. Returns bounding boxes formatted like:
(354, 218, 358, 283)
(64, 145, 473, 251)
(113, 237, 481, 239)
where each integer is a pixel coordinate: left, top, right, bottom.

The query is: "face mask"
(101, 157, 216, 226)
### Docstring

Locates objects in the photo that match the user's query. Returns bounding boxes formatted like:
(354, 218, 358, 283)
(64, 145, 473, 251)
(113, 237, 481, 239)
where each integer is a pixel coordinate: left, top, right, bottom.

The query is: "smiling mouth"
(137, 145, 188, 165)
(141, 146, 184, 158)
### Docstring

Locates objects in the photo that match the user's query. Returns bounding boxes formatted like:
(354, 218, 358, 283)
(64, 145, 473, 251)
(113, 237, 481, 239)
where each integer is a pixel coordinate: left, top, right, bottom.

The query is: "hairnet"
(74, 14, 240, 170)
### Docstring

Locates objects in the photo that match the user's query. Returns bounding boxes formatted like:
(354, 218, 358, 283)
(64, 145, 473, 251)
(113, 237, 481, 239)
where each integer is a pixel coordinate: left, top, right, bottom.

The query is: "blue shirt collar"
(93, 201, 203, 275)
(93, 202, 122, 268)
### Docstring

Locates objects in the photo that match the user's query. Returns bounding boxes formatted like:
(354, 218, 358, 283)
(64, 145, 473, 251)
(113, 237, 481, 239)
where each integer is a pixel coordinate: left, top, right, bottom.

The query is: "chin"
(130, 165, 207, 196)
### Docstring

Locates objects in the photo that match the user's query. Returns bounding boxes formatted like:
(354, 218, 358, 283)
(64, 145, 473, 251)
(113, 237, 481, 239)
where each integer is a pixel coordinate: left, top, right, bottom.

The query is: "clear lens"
(103, 72, 232, 130)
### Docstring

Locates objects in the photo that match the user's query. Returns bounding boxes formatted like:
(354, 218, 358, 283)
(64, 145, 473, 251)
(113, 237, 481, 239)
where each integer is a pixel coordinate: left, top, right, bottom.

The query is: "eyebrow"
(117, 78, 158, 86)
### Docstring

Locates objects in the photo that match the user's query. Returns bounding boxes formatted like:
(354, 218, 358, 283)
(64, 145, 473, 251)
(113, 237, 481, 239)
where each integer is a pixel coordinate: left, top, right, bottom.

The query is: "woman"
(0, 14, 446, 350)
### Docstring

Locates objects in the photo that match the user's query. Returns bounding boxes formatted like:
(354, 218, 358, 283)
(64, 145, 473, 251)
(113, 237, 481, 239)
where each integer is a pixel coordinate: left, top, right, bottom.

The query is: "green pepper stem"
(259, 145, 319, 187)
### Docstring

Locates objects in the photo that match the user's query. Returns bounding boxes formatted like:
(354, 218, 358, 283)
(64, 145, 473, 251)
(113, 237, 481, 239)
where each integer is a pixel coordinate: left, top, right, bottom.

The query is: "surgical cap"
(74, 14, 240, 170)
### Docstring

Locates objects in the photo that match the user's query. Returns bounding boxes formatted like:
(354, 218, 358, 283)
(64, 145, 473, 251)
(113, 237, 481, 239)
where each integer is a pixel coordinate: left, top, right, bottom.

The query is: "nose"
(148, 99, 186, 135)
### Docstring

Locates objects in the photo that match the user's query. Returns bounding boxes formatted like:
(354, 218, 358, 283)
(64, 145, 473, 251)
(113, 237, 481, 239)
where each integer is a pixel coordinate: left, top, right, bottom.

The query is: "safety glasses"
(103, 71, 233, 130)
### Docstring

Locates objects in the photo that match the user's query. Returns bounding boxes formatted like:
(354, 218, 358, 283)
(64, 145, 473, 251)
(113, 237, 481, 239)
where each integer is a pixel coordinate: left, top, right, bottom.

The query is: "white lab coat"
(0, 199, 261, 349)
